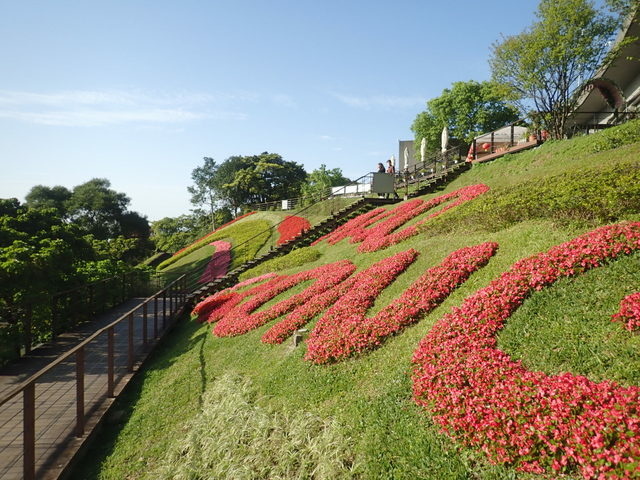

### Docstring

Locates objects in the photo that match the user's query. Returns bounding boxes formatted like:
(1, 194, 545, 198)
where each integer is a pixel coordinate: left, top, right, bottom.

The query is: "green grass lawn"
(75, 121, 640, 479)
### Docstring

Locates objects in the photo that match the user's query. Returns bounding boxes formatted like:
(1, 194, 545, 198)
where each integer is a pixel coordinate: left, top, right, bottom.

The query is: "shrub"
(238, 247, 322, 281)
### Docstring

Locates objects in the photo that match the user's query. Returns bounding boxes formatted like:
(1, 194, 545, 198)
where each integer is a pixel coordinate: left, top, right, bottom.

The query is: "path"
(0, 296, 180, 480)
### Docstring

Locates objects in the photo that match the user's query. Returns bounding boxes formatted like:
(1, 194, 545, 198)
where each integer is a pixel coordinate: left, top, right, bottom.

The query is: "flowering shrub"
(277, 215, 311, 245)
(198, 241, 231, 283)
(305, 243, 497, 364)
(412, 222, 640, 479)
(311, 185, 489, 253)
(611, 292, 640, 331)
(211, 261, 357, 337)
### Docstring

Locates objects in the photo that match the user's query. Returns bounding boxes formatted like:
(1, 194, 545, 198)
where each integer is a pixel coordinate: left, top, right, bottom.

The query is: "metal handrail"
(0, 274, 187, 480)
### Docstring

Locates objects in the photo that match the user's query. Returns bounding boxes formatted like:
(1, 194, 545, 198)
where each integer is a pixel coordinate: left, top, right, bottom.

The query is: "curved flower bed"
(192, 272, 279, 323)
(612, 292, 640, 331)
(358, 184, 490, 253)
(213, 260, 356, 337)
(311, 207, 391, 246)
(198, 241, 231, 283)
(311, 185, 489, 253)
(172, 211, 256, 257)
(305, 243, 497, 364)
(277, 215, 311, 245)
(412, 222, 640, 479)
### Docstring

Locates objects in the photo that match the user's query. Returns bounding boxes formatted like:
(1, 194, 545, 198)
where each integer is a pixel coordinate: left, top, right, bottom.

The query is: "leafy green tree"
(63, 178, 150, 243)
(188, 153, 307, 216)
(411, 80, 519, 152)
(0, 201, 94, 344)
(490, 0, 618, 138)
(25, 185, 72, 216)
(301, 164, 351, 200)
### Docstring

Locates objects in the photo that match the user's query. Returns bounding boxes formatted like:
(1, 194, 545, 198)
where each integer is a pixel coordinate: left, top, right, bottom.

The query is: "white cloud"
(319, 135, 334, 141)
(0, 89, 250, 127)
(331, 93, 425, 110)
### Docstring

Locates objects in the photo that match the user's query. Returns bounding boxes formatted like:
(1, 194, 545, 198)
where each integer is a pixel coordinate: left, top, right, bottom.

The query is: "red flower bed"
(172, 211, 256, 257)
(277, 215, 311, 245)
(304, 243, 497, 364)
(211, 260, 356, 337)
(311, 185, 489, 253)
(198, 241, 231, 283)
(612, 292, 640, 331)
(412, 222, 640, 479)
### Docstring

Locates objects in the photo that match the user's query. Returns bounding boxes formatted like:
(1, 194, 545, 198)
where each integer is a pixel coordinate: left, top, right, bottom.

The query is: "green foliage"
(25, 184, 71, 216)
(301, 164, 351, 202)
(151, 213, 212, 254)
(411, 80, 519, 151)
(490, 0, 617, 137)
(189, 153, 307, 215)
(239, 247, 322, 281)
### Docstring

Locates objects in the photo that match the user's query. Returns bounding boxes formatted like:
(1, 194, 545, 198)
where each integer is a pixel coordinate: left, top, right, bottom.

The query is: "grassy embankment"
(76, 122, 640, 479)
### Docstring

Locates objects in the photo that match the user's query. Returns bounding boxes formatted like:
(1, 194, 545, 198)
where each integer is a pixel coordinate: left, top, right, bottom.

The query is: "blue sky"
(0, 0, 543, 220)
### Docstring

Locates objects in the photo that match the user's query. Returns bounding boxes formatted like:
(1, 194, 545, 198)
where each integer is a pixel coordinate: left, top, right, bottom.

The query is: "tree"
(65, 178, 150, 241)
(411, 80, 520, 152)
(25, 185, 72, 216)
(490, 0, 618, 138)
(301, 165, 351, 200)
(188, 157, 222, 230)
(188, 153, 307, 216)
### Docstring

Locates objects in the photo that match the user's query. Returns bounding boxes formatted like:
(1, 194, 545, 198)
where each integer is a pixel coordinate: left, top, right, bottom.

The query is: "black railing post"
(24, 382, 35, 480)
(107, 327, 114, 397)
(76, 347, 85, 437)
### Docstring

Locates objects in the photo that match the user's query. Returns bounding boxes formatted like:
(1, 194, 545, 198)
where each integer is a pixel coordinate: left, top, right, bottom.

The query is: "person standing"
(377, 162, 385, 173)
(385, 159, 399, 199)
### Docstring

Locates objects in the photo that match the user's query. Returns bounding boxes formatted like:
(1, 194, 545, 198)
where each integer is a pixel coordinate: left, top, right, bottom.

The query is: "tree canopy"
(189, 153, 307, 215)
(301, 165, 351, 200)
(490, 0, 618, 138)
(411, 80, 520, 152)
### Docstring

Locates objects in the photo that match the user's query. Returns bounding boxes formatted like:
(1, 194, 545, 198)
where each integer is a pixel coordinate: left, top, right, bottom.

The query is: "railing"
(566, 110, 639, 136)
(248, 173, 379, 212)
(395, 145, 464, 192)
(1, 270, 153, 365)
(468, 118, 539, 162)
(0, 274, 187, 480)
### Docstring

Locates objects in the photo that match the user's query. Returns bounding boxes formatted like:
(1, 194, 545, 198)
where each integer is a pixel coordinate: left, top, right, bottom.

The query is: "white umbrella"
(441, 126, 449, 153)
(390, 155, 395, 170)
(420, 137, 426, 163)
(403, 147, 409, 170)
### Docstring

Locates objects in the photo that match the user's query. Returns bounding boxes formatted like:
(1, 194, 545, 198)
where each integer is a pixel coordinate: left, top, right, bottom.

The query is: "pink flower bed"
(210, 260, 356, 337)
(277, 215, 311, 245)
(198, 241, 231, 283)
(305, 243, 497, 364)
(611, 292, 640, 331)
(312, 184, 489, 253)
(172, 211, 256, 257)
(412, 222, 640, 479)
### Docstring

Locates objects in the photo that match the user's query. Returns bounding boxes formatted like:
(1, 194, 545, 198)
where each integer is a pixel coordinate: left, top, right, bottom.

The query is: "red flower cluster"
(211, 261, 356, 337)
(172, 211, 256, 257)
(312, 185, 489, 253)
(305, 243, 497, 364)
(198, 241, 231, 283)
(412, 222, 640, 479)
(612, 292, 640, 331)
(277, 215, 311, 245)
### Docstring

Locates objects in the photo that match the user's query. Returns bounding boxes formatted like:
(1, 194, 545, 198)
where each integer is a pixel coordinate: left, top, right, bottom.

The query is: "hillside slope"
(77, 122, 640, 480)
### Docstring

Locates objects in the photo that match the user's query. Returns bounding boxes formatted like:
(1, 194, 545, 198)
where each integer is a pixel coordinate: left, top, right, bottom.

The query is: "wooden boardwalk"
(0, 293, 184, 480)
